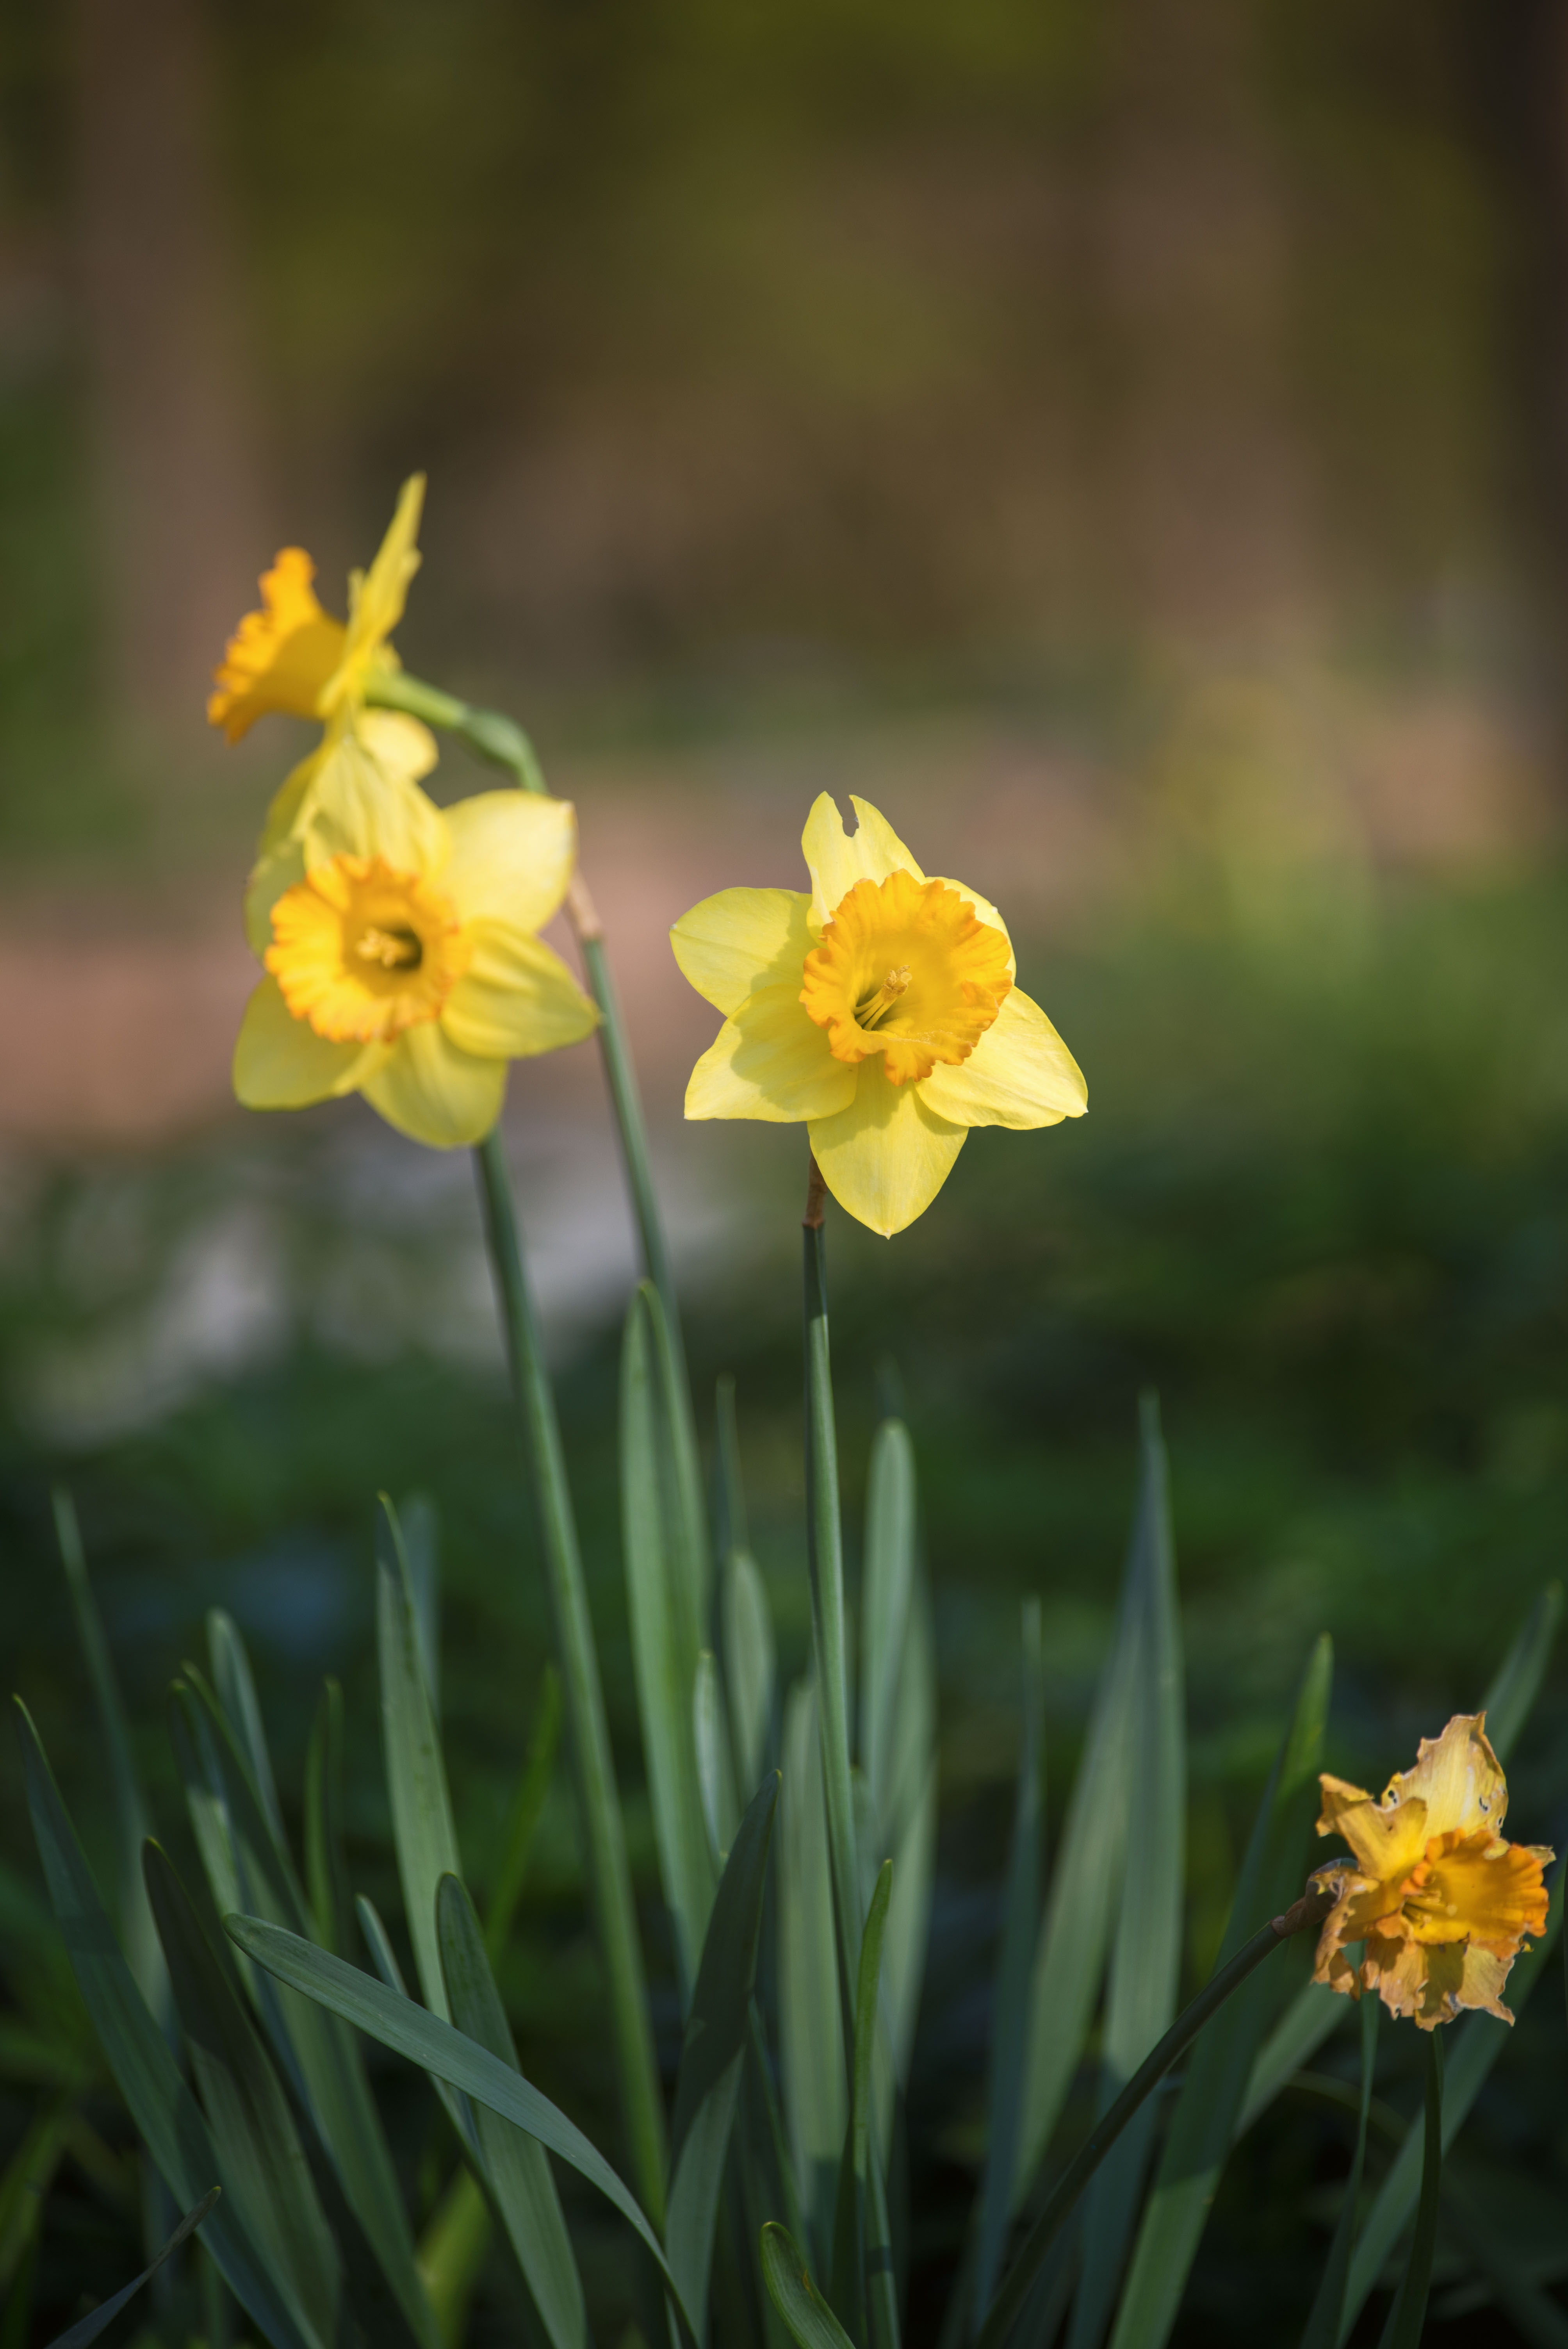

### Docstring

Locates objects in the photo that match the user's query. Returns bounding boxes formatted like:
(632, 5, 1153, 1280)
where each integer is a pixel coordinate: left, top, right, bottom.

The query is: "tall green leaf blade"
(143, 1843, 342, 2337)
(1014, 1460, 1147, 2204)
(622, 1284, 715, 1991)
(376, 1499, 462, 2019)
(304, 1679, 353, 1961)
(668, 1775, 780, 2337)
(1479, 1582, 1561, 1764)
(695, 1647, 738, 1859)
(14, 1702, 321, 2349)
(760, 2224, 856, 2349)
(830, 1859, 893, 2343)
(1109, 1634, 1333, 2349)
(485, 1666, 562, 1966)
(973, 1600, 1046, 2322)
(173, 1668, 437, 2347)
(780, 1679, 846, 2274)
(42, 2186, 221, 2349)
(207, 1612, 285, 1846)
(715, 1373, 751, 1566)
(878, 1575, 936, 2124)
(51, 1491, 165, 2020)
(437, 1875, 586, 2349)
(723, 1548, 776, 1806)
(224, 1911, 693, 2329)
(355, 1895, 472, 2152)
(1069, 1400, 1185, 2349)
(860, 1419, 916, 1830)
(398, 1492, 442, 1720)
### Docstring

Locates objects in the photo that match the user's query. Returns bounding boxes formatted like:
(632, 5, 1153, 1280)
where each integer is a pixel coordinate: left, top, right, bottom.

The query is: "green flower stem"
(802, 1165, 863, 2027)
(368, 670, 687, 1390)
(474, 1128, 668, 2228)
(972, 1884, 1337, 2349)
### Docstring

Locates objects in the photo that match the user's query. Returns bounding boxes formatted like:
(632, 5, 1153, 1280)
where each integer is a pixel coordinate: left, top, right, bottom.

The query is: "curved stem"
(474, 1129, 667, 2226)
(972, 1885, 1336, 2349)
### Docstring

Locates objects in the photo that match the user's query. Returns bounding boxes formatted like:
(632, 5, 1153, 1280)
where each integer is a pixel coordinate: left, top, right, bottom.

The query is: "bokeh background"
(6, 0, 1568, 2337)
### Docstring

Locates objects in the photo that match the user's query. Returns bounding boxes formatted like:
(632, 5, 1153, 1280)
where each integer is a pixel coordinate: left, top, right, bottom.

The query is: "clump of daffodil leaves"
(210, 477, 597, 1148)
(672, 793, 1087, 1234)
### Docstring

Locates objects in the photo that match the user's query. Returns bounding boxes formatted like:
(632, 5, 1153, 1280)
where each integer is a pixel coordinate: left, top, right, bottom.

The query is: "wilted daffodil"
(671, 793, 1085, 1235)
(234, 761, 598, 1149)
(209, 475, 425, 741)
(1310, 1713, 1553, 2031)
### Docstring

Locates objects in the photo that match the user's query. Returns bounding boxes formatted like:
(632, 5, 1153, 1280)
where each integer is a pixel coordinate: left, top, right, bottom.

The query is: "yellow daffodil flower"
(234, 759, 598, 1149)
(209, 475, 425, 740)
(670, 793, 1086, 1235)
(1310, 1713, 1553, 2030)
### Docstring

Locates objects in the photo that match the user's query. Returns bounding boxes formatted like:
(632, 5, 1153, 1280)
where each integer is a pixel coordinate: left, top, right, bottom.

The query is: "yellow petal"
(920, 987, 1087, 1130)
(1316, 1772, 1431, 1887)
(1386, 1714, 1508, 1842)
(442, 792, 577, 932)
(322, 475, 425, 711)
(803, 794, 925, 930)
(686, 986, 857, 1123)
(442, 928, 599, 1059)
(355, 709, 438, 781)
(807, 1062, 966, 1236)
(360, 1020, 506, 1148)
(299, 725, 449, 879)
(245, 836, 306, 958)
(671, 888, 815, 1016)
(233, 977, 383, 1107)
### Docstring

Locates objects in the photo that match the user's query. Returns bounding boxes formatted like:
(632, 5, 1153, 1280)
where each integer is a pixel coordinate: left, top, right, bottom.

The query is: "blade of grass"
(715, 1374, 750, 1562)
(802, 1194, 862, 2034)
(485, 1666, 561, 1967)
(171, 1667, 438, 2347)
(1376, 2034, 1443, 2349)
(1297, 1996, 1377, 2349)
(972, 1882, 1336, 2349)
(1109, 1634, 1333, 2349)
(51, 1491, 165, 2021)
(622, 1282, 715, 1990)
(304, 1680, 353, 1961)
(399, 1494, 442, 1721)
(15, 1703, 321, 2349)
(475, 1128, 667, 2226)
(830, 1858, 894, 2344)
(724, 1550, 776, 1807)
(355, 1896, 472, 2154)
(695, 1649, 738, 1859)
(1068, 1401, 1185, 2349)
(973, 1602, 1046, 2322)
(667, 1775, 781, 2337)
(1481, 1583, 1562, 1762)
(207, 1613, 285, 1846)
(1012, 1469, 1146, 2210)
(1340, 1856, 1564, 2340)
(878, 1575, 936, 2118)
(417, 2168, 491, 2349)
(376, 1499, 461, 2019)
(143, 1843, 342, 2336)
(437, 1874, 587, 2349)
(761, 2222, 857, 2349)
(225, 1911, 694, 2334)
(859, 1420, 916, 1834)
(780, 1679, 847, 2274)
(42, 2185, 221, 2349)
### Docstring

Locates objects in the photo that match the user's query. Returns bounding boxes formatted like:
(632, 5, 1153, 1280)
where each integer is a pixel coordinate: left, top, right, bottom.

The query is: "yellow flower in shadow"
(1311, 1713, 1553, 2030)
(209, 476, 424, 740)
(234, 758, 597, 1150)
(671, 793, 1086, 1235)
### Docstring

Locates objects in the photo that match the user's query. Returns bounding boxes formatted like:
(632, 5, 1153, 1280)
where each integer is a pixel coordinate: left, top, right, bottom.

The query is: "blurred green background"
(5, 0, 1568, 2338)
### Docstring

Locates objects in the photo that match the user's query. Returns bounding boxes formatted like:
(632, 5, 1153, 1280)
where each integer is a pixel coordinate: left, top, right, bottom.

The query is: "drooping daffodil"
(671, 793, 1085, 1235)
(1310, 1713, 1552, 2030)
(209, 474, 425, 741)
(235, 758, 598, 1149)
